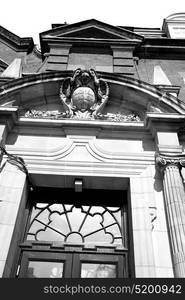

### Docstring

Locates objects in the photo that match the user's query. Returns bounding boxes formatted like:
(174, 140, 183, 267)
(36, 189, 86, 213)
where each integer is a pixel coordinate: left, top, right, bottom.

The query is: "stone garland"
(23, 110, 141, 122)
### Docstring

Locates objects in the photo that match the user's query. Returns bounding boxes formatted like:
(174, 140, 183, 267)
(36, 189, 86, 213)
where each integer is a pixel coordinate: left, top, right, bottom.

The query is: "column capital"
(155, 152, 185, 171)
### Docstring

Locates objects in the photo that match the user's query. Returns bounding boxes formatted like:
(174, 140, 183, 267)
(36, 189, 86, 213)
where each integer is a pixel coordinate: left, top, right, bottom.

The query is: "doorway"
(16, 188, 131, 278)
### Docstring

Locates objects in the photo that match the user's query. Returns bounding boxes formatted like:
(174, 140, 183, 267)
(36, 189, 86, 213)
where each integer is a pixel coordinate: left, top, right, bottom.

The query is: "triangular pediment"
(40, 19, 143, 41)
(60, 26, 127, 39)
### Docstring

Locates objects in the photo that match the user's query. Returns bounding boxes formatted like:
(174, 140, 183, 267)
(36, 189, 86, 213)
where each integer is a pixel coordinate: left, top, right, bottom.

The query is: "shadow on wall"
(153, 166, 163, 192)
(5, 133, 19, 145)
(142, 139, 155, 151)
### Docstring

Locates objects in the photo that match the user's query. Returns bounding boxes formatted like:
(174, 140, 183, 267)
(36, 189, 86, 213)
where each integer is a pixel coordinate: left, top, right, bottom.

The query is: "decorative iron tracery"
(27, 203, 126, 247)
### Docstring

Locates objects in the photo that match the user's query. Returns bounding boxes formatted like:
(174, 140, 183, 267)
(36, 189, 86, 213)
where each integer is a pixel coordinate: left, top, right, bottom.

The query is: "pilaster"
(111, 45, 136, 76)
(0, 150, 28, 277)
(145, 113, 185, 154)
(45, 43, 72, 71)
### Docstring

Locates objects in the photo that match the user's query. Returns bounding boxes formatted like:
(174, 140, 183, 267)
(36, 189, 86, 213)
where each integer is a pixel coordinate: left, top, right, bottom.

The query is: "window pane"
(27, 203, 124, 246)
(27, 261, 64, 278)
(81, 263, 116, 278)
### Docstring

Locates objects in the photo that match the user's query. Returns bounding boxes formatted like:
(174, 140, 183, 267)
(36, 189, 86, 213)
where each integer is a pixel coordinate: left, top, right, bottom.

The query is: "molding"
(137, 38, 185, 59)
(6, 138, 155, 163)
(0, 25, 34, 52)
(154, 85, 181, 97)
(0, 58, 8, 70)
(18, 117, 144, 134)
(24, 159, 153, 177)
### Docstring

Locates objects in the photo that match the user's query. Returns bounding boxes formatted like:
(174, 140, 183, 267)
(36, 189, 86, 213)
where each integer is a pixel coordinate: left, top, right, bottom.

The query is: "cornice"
(136, 38, 185, 59)
(18, 117, 144, 132)
(41, 37, 142, 55)
(40, 19, 143, 40)
(0, 58, 8, 70)
(0, 25, 34, 53)
(145, 113, 185, 136)
(0, 106, 18, 131)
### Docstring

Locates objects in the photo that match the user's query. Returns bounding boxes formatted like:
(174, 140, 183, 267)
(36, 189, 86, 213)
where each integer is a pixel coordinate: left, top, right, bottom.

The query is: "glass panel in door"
(18, 252, 73, 278)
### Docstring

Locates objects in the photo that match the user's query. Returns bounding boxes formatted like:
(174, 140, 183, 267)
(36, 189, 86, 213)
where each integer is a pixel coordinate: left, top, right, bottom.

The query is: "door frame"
(18, 248, 128, 278)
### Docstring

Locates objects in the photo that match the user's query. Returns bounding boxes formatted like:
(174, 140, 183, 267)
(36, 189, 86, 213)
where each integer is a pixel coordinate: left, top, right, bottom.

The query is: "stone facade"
(0, 14, 185, 278)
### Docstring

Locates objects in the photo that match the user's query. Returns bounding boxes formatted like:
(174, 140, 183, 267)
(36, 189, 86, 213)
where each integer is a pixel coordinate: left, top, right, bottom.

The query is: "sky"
(1, 0, 185, 46)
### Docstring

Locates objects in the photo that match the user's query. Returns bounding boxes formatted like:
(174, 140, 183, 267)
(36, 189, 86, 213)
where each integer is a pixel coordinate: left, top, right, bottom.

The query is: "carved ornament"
(23, 69, 141, 122)
(155, 153, 185, 171)
(97, 112, 141, 122)
(24, 109, 141, 122)
(59, 68, 109, 119)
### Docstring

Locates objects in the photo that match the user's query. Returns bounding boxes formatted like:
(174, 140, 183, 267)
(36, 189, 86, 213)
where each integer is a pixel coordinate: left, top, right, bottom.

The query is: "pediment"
(40, 19, 143, 41)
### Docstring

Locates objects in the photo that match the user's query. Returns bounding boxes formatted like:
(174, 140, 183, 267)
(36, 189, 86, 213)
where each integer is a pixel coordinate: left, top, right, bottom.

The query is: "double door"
(18, 250, 127, 278)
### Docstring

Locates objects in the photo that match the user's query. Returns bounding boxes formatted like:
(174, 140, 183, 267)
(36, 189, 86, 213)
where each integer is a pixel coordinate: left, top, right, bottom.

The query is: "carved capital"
(155, 153, 185, 172)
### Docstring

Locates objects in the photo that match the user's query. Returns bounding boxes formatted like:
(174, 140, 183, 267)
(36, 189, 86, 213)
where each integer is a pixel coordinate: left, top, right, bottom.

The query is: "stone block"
(0, 170, 26, 189)
(50, 47, 71, 56)
(46, 63, 67, 71)
(47, 56, 68, 63)
(0, 260, 5, 277)
(130, 177, 143, 194)
(130, 193, 148, 208)
(155, 267, 174, 277)
(133, 229, 155, 266)
(135, 266, 156, 277)
(130, 176, 154, 194)
(157, 132, 179, 146)
(113, 66, 134, 74)
(113, 58, 134, 66)
(112, 50, 133, 58)
(95, 66, 113, 72)
(0, 224, 14, 260)
(0, 201, 20, 225)
(132, 208, 151, 230)
(0, 186, 24, 203)
(153, 231, 173, 268)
